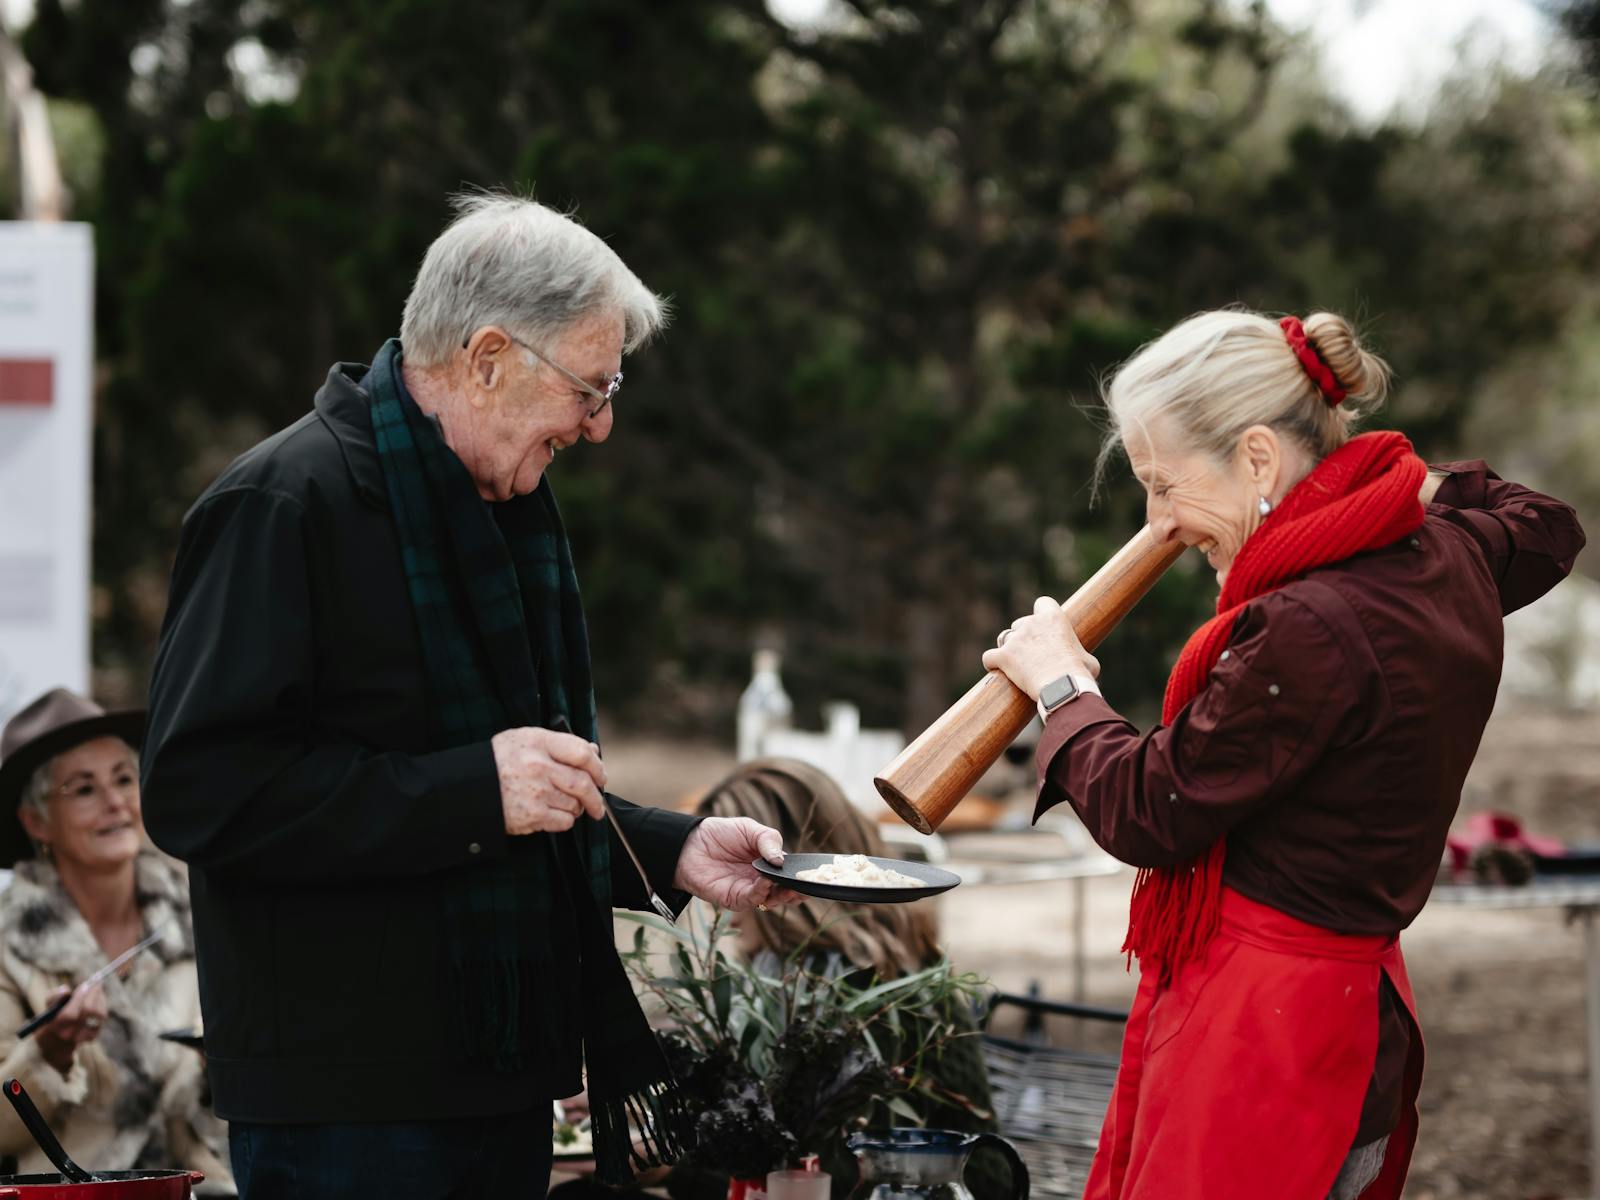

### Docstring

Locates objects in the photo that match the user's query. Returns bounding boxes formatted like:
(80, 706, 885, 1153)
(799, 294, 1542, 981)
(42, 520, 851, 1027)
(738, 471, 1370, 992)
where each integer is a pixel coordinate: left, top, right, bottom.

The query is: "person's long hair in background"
(695, 758, 937, 979)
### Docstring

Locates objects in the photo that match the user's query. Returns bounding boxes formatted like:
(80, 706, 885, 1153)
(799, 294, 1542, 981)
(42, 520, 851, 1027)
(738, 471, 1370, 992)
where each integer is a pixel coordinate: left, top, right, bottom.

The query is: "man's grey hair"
(400, 192, 669, 366)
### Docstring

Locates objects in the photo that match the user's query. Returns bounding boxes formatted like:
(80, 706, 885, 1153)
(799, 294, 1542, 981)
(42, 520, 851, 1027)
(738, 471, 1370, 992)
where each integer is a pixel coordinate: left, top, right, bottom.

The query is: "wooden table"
(942, 839, 1124, 1003)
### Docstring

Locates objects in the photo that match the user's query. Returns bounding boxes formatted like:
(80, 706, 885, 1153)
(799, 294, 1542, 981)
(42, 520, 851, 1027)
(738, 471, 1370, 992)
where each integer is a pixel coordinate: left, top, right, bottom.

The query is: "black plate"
(158, 1028, 205, 1051)
(754, 853, 960, 904)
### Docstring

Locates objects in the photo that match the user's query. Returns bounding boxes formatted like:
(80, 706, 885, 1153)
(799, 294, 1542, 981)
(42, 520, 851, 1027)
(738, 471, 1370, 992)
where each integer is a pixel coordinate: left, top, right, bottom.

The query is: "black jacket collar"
(313, 362, 389, 511)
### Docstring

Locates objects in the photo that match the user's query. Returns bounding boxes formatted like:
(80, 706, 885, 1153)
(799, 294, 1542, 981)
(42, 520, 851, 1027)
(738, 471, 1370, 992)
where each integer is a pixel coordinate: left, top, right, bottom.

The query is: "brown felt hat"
(0, 688, 144, 866)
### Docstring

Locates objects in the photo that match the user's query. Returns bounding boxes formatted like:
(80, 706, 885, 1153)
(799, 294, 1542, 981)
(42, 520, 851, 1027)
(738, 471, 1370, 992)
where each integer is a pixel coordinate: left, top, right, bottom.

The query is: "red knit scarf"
(1122, 430, 1427, 975)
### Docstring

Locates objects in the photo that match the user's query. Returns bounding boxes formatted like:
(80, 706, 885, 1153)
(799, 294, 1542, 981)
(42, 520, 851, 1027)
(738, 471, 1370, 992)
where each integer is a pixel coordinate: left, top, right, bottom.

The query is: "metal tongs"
(551, 716, 677, 922)
(16, 923, 167, 1038)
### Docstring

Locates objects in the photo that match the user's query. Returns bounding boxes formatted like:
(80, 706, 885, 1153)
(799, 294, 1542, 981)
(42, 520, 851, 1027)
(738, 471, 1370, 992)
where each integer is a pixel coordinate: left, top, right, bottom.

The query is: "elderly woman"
(0, 688, 231, 1190)
(982, 309, 1585, 1200)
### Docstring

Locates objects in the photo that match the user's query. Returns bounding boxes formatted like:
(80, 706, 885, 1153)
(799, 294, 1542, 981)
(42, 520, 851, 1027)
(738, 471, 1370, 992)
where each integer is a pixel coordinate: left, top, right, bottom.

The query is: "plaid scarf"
(366, 339, 690, 1182)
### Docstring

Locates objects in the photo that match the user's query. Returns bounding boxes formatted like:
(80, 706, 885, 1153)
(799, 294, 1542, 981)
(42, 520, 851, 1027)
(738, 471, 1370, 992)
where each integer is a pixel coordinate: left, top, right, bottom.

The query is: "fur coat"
(0, 851, 233, 1193)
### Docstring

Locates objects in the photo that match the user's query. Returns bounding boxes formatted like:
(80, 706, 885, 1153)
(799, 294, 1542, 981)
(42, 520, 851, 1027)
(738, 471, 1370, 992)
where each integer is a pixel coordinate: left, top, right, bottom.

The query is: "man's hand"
(34, 982, 108, 1078)
(672, 817, 803, 911)
(492, 728, 608, 835)
(981, 595, 1100, 701)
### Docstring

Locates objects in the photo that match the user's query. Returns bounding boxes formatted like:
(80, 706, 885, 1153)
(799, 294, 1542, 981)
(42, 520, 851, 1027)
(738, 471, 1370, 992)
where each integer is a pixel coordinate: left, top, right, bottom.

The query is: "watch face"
(1042, 674, 1080, 710)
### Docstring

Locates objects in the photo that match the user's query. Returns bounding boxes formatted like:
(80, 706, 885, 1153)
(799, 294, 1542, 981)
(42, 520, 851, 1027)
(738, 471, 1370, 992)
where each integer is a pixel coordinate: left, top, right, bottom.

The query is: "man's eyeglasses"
(506, 333, 623, 420)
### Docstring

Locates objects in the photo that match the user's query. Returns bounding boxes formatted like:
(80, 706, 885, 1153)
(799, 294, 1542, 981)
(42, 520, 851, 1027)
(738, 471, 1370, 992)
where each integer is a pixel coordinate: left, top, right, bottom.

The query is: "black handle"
(2, 1079, 94, 1183)
(968, 1133, 1029, 1200)
(15, 993, 70, 1040)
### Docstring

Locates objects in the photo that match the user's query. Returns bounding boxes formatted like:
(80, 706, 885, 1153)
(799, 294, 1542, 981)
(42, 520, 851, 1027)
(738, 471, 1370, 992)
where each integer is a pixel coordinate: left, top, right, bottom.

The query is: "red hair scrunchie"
(1278, 315, 1347, 406)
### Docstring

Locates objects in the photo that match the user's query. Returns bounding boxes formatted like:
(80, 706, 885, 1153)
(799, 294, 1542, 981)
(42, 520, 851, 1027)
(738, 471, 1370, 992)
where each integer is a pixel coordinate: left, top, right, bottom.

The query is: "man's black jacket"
(142, 362, 699, 1123)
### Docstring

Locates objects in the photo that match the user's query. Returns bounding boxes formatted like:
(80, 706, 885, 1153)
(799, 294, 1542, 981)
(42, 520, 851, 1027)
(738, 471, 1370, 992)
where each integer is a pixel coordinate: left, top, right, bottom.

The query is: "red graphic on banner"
(0, 359, 53, 406)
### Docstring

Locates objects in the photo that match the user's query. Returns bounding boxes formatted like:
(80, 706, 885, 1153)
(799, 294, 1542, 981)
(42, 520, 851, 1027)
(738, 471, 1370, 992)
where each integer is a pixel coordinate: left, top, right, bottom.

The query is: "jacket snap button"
(1409, 537, 1421, 550)
(1168, 792, 1178, 803)
(1268, 684, 1281, 696)
(468, 842, 482, 855)
(1219, 650, 1231, 661)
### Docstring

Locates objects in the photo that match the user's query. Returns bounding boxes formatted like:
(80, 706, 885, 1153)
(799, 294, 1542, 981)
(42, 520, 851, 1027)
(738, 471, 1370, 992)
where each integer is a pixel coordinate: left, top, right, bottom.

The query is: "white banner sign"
(0, 222, 94, 724)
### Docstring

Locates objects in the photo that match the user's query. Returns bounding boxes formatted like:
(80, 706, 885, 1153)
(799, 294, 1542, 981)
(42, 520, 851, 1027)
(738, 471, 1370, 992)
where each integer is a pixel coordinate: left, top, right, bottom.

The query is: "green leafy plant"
(618, 908, 989, 1180)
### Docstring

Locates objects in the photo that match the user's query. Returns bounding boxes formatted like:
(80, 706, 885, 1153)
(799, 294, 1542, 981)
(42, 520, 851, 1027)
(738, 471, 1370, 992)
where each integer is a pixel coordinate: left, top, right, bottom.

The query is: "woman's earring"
(1257, 496, 1272, 518)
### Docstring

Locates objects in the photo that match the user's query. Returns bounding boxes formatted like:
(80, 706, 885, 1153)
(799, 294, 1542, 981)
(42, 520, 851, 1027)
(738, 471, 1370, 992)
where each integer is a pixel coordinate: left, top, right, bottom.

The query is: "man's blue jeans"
(229, 1108, 554, 1199)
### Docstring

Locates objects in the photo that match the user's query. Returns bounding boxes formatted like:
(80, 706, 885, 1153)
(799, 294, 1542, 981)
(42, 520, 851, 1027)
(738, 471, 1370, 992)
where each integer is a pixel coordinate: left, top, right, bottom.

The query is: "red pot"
(0, 1171, 203, 1199)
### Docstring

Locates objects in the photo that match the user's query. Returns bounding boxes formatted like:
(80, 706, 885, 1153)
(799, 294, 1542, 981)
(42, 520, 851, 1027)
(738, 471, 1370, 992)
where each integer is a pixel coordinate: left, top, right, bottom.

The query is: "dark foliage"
(18, 0, 1599, 727)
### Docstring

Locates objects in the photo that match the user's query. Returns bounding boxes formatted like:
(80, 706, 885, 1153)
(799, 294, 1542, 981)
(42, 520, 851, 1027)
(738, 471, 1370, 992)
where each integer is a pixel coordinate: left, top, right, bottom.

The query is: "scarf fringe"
(592, 1076, 699, 1186)
(1122, 841, 1227, 980)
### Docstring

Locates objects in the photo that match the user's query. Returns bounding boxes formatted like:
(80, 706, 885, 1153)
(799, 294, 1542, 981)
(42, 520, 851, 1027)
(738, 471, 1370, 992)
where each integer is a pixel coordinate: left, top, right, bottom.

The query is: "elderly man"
(142, 195, 794, 1199)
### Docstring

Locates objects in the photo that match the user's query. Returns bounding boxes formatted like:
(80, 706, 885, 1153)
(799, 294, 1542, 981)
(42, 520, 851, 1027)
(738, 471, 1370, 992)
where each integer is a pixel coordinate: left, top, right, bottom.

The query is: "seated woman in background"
(689, 758, 1006, 1200)
(0, 689, 232, 1192)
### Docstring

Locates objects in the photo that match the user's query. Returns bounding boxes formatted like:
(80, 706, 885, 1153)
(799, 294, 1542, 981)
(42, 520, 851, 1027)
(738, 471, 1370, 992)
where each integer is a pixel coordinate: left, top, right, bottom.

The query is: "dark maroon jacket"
(1035, 461, 1585, 936)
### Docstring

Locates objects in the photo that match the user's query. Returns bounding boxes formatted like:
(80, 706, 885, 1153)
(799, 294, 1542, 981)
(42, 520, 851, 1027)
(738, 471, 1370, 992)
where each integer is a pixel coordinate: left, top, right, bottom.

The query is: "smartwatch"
(1039, 673, 1083, 715)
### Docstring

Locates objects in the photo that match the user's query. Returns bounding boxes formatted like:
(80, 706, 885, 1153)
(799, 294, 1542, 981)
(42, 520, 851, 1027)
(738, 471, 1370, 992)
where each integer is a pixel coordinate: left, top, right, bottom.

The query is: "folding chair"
(981, 990, 1126, 1199)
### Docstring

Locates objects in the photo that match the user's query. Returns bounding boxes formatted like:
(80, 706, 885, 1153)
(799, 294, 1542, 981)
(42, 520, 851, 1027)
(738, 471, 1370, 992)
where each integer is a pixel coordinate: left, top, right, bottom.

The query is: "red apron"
(1085, 888, 1423, 1200)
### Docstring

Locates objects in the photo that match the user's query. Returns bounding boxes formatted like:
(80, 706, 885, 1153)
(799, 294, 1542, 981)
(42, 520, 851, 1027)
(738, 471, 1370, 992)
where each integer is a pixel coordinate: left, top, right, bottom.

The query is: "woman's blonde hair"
(1096, 308, 1392, 487)
(694, 758, 939, 979)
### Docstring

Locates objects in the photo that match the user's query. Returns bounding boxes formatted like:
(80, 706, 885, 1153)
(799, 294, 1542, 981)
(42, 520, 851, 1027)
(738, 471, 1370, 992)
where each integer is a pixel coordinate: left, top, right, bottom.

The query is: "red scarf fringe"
(1122, 431, 1427, 976)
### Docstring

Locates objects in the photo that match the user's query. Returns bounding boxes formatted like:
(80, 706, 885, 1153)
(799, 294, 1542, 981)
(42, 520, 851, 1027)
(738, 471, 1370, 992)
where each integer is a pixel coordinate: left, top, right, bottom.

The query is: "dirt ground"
(608, 700, 1600, 1199)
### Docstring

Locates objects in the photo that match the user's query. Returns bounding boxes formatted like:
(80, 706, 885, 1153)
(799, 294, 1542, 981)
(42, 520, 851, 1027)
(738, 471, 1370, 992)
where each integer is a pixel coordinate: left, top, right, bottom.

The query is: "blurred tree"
(634, 0, 1599, 727)
(19, 0, 1599, 735)
(1563, 0, 1600, 76)
(695, 0, 1291, 729)
(1446, 43, 1600, 571)
(23, 0, 804, 718)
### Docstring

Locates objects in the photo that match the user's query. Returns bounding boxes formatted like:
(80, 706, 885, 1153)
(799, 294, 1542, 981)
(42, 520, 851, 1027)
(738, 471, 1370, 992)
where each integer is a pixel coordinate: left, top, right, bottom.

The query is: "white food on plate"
(795, 853, 922, 888)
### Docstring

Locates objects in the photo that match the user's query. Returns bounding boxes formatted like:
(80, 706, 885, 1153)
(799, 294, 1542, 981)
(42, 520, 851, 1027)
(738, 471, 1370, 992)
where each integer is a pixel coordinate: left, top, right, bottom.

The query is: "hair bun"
(1302, 312, 1390, 406)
